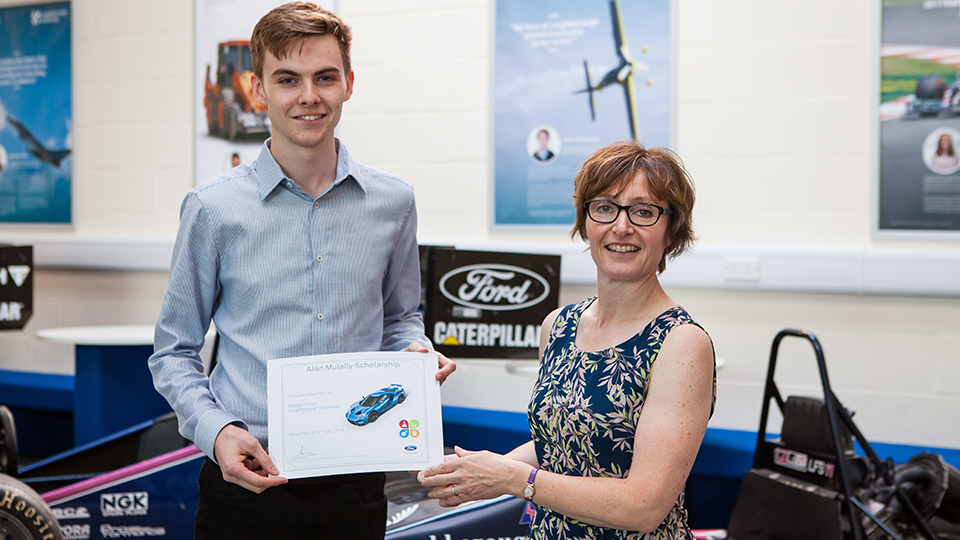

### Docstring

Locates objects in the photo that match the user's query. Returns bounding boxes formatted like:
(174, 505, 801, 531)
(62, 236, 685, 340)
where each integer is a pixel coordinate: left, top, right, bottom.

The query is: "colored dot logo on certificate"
(410, 429, 420, 438)
(410, 419, 420, 428)
(399, 420, 409, 428)
(399, 428, 410, 438)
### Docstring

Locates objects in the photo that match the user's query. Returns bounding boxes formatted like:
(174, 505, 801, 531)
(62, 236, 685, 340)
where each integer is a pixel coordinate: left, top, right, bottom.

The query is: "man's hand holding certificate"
(267, 351, 444, 479)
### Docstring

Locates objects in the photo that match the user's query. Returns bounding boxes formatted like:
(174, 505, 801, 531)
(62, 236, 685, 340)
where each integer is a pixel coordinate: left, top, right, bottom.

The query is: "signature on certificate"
(293, 446, 316, 460)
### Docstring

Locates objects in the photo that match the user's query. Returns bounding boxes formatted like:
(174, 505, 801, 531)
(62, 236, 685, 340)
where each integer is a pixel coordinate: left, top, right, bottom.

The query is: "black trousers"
(195, 458, 387, 540)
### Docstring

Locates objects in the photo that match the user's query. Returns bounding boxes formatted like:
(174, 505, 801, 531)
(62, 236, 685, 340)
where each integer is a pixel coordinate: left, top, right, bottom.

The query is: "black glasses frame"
(583, 199, 675, 227)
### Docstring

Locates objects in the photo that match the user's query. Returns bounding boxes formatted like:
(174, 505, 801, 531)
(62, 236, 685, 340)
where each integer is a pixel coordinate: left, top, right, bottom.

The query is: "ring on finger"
(451, 485, 456, 497)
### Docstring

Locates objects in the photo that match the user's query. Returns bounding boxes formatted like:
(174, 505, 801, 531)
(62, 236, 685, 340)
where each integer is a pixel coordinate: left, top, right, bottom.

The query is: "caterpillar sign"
(0, 245, 32, 330)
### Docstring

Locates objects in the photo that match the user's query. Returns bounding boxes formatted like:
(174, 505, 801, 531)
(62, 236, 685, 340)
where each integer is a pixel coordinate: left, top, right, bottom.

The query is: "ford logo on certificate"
(267, 351, 444, 479)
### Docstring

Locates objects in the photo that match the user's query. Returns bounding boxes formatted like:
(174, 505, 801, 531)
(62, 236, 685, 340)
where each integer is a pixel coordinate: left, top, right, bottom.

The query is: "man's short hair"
(250, 2, 352, 79)
(571, 140, 697, 273)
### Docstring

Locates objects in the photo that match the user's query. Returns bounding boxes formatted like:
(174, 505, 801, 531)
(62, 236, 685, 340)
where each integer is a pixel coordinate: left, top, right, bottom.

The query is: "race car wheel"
(0, 405, 17, 477)
(368, 411, 379, 424)
(398, 393, 406, 404)
(916, 75, 947, 100)
(0, 473, 64, 540)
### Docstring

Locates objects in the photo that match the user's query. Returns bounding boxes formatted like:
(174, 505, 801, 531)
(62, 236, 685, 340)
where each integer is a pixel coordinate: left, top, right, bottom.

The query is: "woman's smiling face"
(585, 172, 671, 285)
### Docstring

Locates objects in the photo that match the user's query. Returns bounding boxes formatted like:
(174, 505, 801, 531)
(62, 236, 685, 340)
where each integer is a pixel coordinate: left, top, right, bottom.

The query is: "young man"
(148, 3, 455, 539)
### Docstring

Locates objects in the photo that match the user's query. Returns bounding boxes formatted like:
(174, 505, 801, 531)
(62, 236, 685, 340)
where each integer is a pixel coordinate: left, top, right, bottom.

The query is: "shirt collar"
(254, 138, 367, 200)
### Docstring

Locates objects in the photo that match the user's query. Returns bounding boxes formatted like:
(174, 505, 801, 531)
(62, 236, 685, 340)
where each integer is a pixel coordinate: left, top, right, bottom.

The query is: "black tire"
(226, 107, 239, 141)
(207, 111, 219, 136)
(0, 405, 17, 477)
(206, 93, 220, 136)
(398, 393, 406, 404)
(916, 75, 947, 100)
(0, 473, 64, 540)
(368, 411, 379, 424)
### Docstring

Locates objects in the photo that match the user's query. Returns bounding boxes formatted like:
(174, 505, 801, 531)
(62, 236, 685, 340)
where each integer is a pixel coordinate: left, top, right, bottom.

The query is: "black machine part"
(728, 329, 960, 540)
(781, 395, 855, 457)
(727, 468, 845, 540)
(889, 453, 960, 525)
(0, 405, 17, 477)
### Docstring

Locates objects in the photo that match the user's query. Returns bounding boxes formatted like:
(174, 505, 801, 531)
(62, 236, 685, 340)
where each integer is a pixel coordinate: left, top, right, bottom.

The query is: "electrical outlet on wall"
(723, 256, 761, 282)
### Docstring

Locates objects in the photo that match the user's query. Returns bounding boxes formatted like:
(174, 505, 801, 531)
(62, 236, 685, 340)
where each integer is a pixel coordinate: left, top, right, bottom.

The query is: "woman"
(931, 132, 959, 172)
(418, 141, 716, 539)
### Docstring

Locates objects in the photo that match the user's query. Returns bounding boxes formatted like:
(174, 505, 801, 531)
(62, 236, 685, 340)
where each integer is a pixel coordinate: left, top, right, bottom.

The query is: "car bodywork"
(1, 411, 726, 538)
(1, 413, 533, 539)
(346, 384, 406, 426)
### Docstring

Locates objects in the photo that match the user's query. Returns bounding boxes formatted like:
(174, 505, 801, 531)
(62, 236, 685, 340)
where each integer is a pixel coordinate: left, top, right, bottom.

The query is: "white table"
(37, 325, 172, 446)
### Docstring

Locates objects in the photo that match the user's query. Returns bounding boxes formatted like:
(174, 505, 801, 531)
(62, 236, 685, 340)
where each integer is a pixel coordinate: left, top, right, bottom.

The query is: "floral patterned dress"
(526, 299, 715, 540)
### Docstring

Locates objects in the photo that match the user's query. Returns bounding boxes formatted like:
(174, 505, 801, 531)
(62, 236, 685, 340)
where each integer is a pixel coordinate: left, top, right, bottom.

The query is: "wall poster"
(0, 2, 71, 223)
(194, 0, 333, 185)
(879, 0, 960, 234)
(493, 0, 673, 227)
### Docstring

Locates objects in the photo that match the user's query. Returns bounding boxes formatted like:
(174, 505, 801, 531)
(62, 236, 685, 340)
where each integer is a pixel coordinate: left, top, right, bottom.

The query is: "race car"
(0, 407, 730, 539)
(0, 409, 531, 540)
(346, 384, 406, 426)
(907, 74, 960, 117)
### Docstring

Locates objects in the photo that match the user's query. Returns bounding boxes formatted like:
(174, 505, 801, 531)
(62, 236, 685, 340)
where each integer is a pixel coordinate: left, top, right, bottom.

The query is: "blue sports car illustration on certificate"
(266, 351, 443, 479)
(346, 383, 407, 426)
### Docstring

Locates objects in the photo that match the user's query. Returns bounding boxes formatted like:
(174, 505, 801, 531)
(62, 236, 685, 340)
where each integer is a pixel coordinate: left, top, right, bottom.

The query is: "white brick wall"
(0, 0, 957, 449)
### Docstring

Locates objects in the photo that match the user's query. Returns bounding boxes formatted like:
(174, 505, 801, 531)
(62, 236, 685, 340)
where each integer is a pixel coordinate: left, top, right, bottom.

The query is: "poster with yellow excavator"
(193, 0, 333, 184)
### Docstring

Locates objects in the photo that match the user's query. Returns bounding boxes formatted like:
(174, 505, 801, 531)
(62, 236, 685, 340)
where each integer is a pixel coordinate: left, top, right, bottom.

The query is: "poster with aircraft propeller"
(494, 0, 673, 226)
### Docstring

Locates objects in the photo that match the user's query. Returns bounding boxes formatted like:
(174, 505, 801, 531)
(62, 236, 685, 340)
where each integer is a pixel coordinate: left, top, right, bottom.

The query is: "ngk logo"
(100, 492, 148, 517)
(439, 264, 550, 311)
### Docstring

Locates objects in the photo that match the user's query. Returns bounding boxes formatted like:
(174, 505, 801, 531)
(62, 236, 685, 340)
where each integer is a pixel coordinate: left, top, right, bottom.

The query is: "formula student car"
(1, 409, 738, 540)
(0, 411, 734, 540)
(0, 410, 534, 540)
(346, 384, 406, 426)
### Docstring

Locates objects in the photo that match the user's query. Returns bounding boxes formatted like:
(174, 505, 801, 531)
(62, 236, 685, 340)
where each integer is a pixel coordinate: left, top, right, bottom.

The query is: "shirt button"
(317, 313, 324, 320)
(286, 181, 292, 188)
(316, 255, 323, 262)
(313, 201, 320, 209)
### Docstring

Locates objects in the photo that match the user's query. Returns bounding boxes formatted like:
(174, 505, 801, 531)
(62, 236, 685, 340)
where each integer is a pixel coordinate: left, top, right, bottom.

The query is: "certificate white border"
(267, 351, 443, 479)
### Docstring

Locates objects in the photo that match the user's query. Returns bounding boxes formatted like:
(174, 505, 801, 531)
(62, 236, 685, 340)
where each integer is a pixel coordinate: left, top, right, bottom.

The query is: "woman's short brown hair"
(571, 141, 696, 273)
(250, 2, 352, 79)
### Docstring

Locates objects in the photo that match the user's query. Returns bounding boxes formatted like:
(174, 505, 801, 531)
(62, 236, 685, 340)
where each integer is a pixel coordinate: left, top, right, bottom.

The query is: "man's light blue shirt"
(149, 140, 430, 461)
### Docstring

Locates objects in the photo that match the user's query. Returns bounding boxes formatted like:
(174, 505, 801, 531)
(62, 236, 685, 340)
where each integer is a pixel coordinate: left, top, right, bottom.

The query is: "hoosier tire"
(0, 473, 64, 540)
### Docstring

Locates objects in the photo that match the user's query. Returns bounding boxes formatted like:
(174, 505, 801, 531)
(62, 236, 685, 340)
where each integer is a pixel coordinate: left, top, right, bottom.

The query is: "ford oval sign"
(422, 247, 561, 359)
(438, 263, 551, 311)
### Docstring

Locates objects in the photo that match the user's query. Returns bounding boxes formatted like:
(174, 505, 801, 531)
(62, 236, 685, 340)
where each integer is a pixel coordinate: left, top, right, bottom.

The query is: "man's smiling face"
(252, 34, 354, 155)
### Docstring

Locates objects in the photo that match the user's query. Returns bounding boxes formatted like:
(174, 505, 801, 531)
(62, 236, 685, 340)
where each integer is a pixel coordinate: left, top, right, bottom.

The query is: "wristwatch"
(522, 467, 539, 501)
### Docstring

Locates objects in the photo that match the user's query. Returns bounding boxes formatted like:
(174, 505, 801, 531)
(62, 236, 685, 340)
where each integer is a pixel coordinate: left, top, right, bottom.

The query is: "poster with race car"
(879, 0, 960, 235)
(267, 351, 444, 479)
(193, 0, 333, 185)
(493, 0, 673, 226)
(0, 2, 71, 223)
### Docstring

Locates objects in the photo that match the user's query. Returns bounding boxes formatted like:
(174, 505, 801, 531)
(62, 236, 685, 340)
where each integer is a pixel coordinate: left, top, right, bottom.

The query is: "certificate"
(267, 351, 444, 479)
